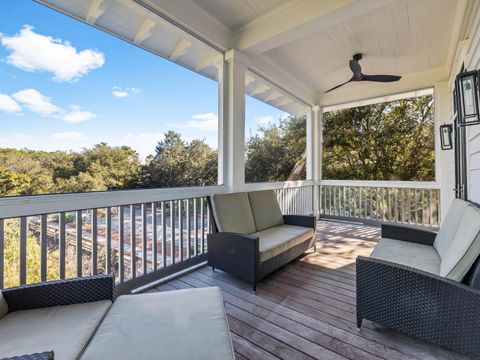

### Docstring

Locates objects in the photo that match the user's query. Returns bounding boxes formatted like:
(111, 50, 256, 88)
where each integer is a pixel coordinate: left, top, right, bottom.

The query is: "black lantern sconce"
(440, 124, 453, 150)
(457, 70, 480, 126)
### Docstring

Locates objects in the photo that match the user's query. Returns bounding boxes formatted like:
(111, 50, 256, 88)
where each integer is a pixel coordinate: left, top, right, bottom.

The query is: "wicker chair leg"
(252, 281, 257, 294)
(212, 266, 215, 272)
(356, 313, 363, 330)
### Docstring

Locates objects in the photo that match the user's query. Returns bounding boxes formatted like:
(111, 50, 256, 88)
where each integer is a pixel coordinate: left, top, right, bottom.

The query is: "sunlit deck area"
(147, 221, 470, 360)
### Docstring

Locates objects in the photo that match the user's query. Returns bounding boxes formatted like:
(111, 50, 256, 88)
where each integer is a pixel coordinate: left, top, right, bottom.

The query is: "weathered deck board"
(150, 220, 473, 360)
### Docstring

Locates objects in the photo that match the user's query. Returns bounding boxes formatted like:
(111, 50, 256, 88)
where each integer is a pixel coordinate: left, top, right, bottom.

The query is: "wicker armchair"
(207, 190, 316, 292)
(356, 199, 480, 356)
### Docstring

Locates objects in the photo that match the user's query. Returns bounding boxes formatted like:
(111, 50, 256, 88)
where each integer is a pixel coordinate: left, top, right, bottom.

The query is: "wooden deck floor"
(147, 220, 472, 360)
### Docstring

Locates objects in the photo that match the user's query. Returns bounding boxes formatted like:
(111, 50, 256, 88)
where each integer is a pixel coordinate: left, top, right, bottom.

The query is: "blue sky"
(0, 0, 286, 158)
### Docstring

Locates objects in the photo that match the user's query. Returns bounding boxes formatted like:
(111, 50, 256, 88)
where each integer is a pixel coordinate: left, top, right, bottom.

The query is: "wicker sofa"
(356, 199, 480, 356)
(0, 275, 235, 360)
(208, 189, 316, 292)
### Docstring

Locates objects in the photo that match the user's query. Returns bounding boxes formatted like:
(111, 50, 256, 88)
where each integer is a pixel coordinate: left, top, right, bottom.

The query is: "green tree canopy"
(322, 95, 434, 181)
(245, 116, 307, 183)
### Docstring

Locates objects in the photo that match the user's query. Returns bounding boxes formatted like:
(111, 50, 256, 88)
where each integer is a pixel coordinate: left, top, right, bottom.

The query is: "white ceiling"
(264, 0, 458, 94)
(38, 0, 468, 107)
(191, 0, 293, 31)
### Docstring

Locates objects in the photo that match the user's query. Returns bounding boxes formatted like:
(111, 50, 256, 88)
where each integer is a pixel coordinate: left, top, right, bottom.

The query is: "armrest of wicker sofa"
(381, 223, 437, 245)
(356, 256, 480, 356)
(2, 274, 115, 312)
(283, 215, 316, 229)
(207, 232, 259, 284)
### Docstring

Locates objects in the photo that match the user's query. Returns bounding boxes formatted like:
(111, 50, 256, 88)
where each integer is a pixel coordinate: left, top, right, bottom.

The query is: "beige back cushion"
(434, 198, 470, 259)
(211, 192, 256, 234)
(248, 190, 284, 232)
(0, 291, 7, 319)
(440, 205, 480, 281)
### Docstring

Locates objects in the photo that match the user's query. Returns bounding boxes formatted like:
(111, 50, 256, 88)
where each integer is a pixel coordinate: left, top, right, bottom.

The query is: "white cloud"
(112, 86, 141, 98)
(0, 25, 105, 82)
(184, 112, 218, 132)
(112, 90, 128, 98)
(0, 93, 22, 113)
(51, 131, 85, 140)
(12, 88, 62, 116)
(62, 106, 95, 123)
(255, 115, 274, 126)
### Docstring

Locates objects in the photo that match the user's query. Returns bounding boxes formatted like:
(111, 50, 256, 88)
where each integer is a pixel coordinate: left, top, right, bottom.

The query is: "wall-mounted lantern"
(440, 124, 453, 150)
(457, 70, 480, 126)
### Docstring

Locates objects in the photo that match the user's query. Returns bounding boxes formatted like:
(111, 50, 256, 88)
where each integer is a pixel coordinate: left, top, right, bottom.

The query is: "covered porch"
(0, 0, 479, 359)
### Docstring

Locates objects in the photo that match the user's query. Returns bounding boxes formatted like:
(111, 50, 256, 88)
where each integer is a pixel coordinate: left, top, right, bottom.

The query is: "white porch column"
(311, 105, 322, 218)
(222, 50, 249, 193)
(434, 81, 454, 222)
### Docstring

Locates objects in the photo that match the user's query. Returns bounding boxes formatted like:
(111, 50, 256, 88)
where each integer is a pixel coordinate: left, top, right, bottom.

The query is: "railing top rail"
(0, 185, 226, 219)
(320, 180, 440, 189)
(245, 180, 314, 191)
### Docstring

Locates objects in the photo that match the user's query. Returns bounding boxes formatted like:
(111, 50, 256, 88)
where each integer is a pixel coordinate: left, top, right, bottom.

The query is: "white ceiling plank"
(133, 18, 156, 44)
(86, 0, 109, 25)
(169, 38, 193, 61)
(234, 0, 396, 55)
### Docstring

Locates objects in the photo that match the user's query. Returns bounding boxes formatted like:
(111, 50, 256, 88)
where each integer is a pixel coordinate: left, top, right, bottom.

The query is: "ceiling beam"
(169, 38, 192, 61)
(133, 19, 156, 45)
(251, 83, 270, 96)
(234, 0, 395, 55)
(86, 0, 109, 25)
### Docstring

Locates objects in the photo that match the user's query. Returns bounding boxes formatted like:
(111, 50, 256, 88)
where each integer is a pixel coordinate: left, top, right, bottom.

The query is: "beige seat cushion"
(211, 192, 256, 234)
(0, 300, 111, 360)
(370, 238, 441, 275)
(252, 224, 314, 262)
(248, 190, 284, 231)
(0, 291, 7, 319)
(434, 198, 470, 259)
(440, 205, 480, 281)
(81, 288, 235, 360)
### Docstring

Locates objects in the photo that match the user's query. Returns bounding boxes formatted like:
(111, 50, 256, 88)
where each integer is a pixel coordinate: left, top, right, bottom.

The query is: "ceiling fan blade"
(324, 78, 354, 93)
(349, 59, 362, 76)
(361, 74, 401, 82)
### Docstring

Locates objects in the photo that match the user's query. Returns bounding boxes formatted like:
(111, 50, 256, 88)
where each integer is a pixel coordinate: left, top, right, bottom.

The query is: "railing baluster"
(20, 217, 27, 285)
(186, 199, 191, 259)
(429, 190, 434, 227)
(201, 198, 205, 254)
(119, 206, 125, 283)
(105, 208, 112, 275)
(170, 201, 175, 265)
(91, 209, 97, 275)
(76, 210, 82, 278)
(194, 198, 198, 257)
(414, 190, 419, 225)
(130, 205, 136, 279)
(59, 212, 66, 279)
(179, 200, 184, 261)
(162, 202, 167, 267)
(0, 219, 4, 288)
(40, 214, 47, 281)
(142, 204, 147, 275)
(152, 202, 157, 271)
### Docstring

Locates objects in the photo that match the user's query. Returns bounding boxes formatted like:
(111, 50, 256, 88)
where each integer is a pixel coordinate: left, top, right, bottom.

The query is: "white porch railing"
(0, 182, 315, 293)
(319, 180, 441, 227)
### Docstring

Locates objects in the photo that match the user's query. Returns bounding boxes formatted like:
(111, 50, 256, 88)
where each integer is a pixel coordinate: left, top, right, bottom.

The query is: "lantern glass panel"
(462, 75, 476, 117)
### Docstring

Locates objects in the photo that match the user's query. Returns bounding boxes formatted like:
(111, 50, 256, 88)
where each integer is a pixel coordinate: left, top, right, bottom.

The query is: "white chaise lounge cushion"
(0, 291, 7, 319)
(80, 288, 235, 360)
(248, 190, 284, 231)
(440, 205, 480, 281)
(252, 224, 314, 262)
(434, 198, 470, 259)
(0, 300, 111, 360)
(370, 238, 441, 275)
(211, 192, 256, 234)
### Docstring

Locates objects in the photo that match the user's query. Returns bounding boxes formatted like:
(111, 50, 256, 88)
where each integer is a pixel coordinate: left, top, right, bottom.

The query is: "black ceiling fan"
(325, 53, 401, 93)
